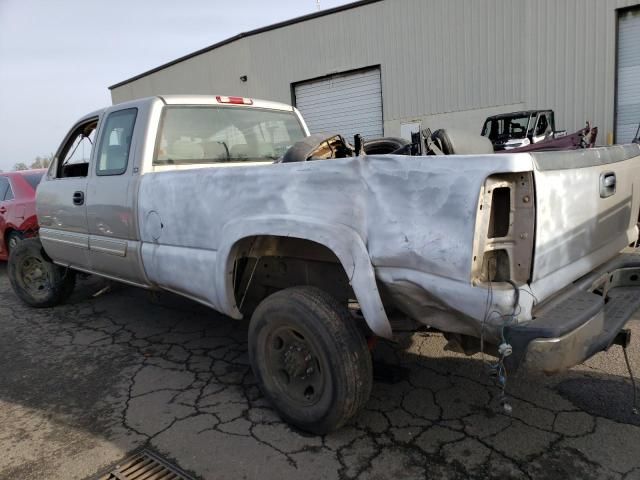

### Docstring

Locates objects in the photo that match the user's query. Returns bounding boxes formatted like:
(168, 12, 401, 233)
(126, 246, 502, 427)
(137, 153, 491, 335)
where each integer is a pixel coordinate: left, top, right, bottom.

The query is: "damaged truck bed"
(9, 95, 640, 434)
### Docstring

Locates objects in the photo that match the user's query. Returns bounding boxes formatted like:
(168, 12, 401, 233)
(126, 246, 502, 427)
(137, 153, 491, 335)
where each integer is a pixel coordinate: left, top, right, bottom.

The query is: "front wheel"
(6, 231, 24, 253)
(248, 286, 372, 434)
(8, 238, 76, 307)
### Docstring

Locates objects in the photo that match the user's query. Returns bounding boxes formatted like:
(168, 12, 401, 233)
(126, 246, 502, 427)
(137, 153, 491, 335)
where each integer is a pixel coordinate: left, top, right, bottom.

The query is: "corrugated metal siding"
(111, 0, 640, 142)
(616, 7, 640, 143)
(113, 0, 524, 115)
(294, 68, 383, 138)
(523, 0, 639, 142)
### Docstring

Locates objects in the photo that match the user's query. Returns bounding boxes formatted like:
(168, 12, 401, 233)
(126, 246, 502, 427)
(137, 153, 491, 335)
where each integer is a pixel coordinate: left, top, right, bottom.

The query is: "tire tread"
(249, 286, 372, 434)
(8, 238, 76, 308)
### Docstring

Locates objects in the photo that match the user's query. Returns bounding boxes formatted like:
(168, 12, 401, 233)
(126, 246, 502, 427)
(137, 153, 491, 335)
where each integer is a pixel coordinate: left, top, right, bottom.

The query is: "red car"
(0, 169, 46, 261)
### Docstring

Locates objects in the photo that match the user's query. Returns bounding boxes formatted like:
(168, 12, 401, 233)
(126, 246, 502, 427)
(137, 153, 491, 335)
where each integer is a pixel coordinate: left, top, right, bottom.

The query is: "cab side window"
(96, 109, 137, 176)
(57, 119, 98, 178)
(0, 177, 11, 201)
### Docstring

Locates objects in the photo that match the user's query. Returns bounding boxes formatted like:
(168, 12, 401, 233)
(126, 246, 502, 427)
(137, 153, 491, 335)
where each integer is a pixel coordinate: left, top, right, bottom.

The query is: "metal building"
(110, 0, 640, 144)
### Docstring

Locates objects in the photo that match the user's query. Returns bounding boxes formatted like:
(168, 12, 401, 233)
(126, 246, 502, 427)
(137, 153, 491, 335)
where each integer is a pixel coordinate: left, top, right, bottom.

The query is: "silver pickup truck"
(8, 95, 640, 434)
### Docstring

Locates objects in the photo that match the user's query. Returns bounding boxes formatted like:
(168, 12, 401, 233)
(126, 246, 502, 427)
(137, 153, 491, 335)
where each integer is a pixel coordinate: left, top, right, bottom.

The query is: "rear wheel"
(248, 286, 372, 434)
(8, 238, 76, 307)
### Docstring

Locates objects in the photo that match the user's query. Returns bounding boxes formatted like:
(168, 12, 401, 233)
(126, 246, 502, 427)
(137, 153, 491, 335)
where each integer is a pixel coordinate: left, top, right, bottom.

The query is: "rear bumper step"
(505, 252, 640, 374)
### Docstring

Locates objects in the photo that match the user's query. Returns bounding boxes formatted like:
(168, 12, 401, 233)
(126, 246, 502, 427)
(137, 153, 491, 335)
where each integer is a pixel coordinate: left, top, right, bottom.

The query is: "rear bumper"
(506, 252, 640, 374)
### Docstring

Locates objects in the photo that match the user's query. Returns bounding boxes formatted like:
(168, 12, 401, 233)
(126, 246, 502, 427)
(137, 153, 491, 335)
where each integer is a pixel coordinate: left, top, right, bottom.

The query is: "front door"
(37, 118, 98, 269)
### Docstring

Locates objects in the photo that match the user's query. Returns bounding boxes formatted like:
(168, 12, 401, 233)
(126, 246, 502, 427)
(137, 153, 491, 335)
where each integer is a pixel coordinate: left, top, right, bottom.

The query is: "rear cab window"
(154, 106, 306, 166)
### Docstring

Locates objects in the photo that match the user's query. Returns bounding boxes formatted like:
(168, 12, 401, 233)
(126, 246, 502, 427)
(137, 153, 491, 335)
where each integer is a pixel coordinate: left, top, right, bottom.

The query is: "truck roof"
(485, 110, 553, 120)
(158, 94, 295, 112)
(72, 95, 297, 130)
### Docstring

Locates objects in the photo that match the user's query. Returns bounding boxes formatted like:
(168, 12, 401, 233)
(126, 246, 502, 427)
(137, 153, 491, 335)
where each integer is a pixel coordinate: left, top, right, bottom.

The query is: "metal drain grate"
(92, 448, 196, 480)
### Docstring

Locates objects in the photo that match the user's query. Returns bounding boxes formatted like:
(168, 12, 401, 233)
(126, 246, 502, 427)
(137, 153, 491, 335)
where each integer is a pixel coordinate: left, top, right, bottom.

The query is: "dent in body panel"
(134, 145, 640, 343)
(376, 267, 535, 343)
(137, 154, 534, 339)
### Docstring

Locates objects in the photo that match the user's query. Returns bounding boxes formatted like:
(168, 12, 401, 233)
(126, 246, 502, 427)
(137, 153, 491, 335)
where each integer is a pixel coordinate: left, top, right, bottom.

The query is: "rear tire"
(248, 286, 372, 434)
(8, 238, 76, 307)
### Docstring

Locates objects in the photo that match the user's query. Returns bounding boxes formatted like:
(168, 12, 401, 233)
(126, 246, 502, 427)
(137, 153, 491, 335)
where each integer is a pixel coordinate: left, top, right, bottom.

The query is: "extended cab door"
(85, 107, 148, 285)
(37, 117, 98, 269)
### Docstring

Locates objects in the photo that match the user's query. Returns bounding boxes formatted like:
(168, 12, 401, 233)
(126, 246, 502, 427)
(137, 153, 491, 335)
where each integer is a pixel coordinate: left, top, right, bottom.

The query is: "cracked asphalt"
(1, 264, 640, 480)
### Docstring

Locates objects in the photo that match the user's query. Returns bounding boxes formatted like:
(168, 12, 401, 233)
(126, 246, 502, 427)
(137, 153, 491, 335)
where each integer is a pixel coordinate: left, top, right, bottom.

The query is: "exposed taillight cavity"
(483, 249, 510, 282)
(472, 173, 535, 285)
(488, 187, 511, 238)
(216, 95, 253, 105)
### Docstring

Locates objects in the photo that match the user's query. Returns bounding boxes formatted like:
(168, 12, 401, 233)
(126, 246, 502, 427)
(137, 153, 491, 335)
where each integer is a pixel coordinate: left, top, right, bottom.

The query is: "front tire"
(248, 286, 372, 434)
(8, 238, 76, 307)
(6, 231, 23, 253)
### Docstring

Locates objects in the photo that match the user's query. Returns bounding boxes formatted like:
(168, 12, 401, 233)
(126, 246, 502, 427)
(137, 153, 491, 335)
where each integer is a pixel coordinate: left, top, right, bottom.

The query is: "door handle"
(73, 191, 85, 206)
(0, 206, 6, 214)
(600, 172, 616, 198)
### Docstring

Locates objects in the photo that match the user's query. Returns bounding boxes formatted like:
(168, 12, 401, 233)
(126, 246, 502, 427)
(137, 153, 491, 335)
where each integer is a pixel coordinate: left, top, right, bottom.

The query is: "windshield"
(154, 106, 306, 165)
(482, 115, 532, 141)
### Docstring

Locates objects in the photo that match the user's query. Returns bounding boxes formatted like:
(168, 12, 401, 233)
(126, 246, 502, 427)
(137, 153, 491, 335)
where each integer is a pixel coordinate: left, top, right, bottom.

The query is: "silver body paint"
(37, 96, 640, 346)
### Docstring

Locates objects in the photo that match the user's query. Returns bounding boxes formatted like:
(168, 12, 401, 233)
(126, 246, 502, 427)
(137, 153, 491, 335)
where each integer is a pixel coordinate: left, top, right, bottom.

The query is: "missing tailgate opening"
(488, 187, 510, 238)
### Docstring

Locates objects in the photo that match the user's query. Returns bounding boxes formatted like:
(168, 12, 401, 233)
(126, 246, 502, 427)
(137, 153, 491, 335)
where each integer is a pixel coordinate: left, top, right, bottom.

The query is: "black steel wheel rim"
(19, 256, 51, 297)
(264, 325, 326, 407)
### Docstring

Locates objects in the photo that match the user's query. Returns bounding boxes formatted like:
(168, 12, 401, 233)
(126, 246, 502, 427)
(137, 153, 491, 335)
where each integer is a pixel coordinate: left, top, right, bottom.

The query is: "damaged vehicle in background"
(0, 169, 44, 261)
(481, 109, 598, 152)
(8, 94, 640, 435)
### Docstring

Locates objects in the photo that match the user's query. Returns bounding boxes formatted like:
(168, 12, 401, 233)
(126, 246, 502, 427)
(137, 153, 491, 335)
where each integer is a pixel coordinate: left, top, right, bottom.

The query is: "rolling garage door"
(294, 68, 383, 141)
(616, 8, 640, 143)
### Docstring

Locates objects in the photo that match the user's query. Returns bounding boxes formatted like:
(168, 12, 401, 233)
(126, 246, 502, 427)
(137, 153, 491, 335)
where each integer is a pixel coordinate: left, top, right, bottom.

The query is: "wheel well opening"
(231, 235, 355, 315)
(4, 228, 19, 252)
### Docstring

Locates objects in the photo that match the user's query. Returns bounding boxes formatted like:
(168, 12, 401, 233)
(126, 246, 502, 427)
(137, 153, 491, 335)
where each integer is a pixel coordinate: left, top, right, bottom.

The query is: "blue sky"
(0, 0, 353, 172)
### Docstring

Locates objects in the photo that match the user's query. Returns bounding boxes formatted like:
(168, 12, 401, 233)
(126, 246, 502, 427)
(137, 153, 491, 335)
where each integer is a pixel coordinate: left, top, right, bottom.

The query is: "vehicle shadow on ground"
(1, 266, 639, 480)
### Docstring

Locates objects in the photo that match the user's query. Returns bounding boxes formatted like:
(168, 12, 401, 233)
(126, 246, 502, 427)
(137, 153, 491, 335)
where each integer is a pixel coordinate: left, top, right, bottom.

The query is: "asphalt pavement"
(1, 263, 640, 479)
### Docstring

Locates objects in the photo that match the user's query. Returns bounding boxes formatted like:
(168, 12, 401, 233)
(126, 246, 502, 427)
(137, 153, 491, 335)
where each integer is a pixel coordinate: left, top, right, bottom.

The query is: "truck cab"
(482, 109, 563, 151)
(36, 96, 309, 287)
